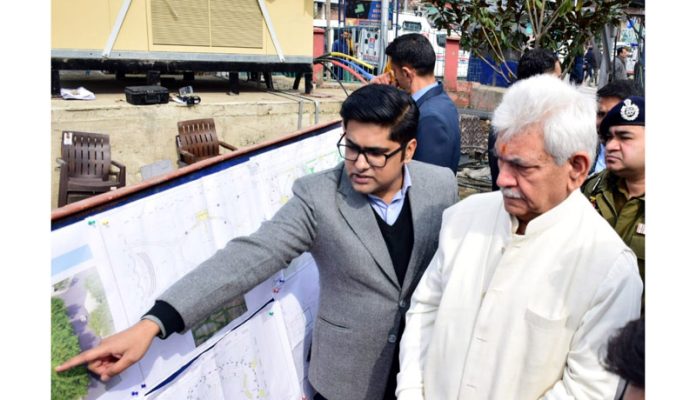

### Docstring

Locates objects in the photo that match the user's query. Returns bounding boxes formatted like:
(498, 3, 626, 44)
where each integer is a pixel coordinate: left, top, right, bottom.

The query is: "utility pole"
(598, 23, 615, 88)
(378, 0, 390, 72)
(324, 0, 332, 80)
(325, 0, 332, 55)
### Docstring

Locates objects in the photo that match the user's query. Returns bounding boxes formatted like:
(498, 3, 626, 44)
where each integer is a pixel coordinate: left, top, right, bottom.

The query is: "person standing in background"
(583, 96, 646, 285)
(589, 79, 644, 175)
(332, 30, 355, 80)
(570, 54, 585, 85)
(584, 46, 597, 86)
(603, 317, 645, 400)
(371, 34, 461, 175)
(612, 46, 630, 81)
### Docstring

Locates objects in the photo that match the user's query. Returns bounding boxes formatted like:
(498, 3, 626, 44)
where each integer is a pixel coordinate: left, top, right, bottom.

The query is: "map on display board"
(51, 122, 342, 400)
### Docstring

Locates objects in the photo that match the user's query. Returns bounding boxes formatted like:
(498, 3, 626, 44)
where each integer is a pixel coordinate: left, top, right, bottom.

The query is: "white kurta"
(396, 190, 642, 400)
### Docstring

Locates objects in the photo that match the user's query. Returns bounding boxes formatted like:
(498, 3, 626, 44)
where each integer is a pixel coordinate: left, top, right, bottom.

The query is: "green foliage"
(53, 278, 71, 292)
(83, 271, 102, 297)
(426, 0, 632, 80)
(51, 297, 90, 400)
(84, 274, 114, 337)
(88, 302, 113, 338)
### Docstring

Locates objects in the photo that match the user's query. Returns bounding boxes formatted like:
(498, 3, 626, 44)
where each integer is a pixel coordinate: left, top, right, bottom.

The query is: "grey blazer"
(160, 160, 459, 400)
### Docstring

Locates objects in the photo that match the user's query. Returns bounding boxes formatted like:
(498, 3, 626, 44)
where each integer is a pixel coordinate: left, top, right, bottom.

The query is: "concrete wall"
(447, 81, 506, 111)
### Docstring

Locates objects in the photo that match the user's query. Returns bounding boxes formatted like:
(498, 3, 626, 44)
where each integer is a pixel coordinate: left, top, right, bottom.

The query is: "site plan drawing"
(51, 125, 341, 399)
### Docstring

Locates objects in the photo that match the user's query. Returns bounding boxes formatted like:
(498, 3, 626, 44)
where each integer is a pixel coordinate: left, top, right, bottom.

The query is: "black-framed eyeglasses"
(336, 134, 406, 168)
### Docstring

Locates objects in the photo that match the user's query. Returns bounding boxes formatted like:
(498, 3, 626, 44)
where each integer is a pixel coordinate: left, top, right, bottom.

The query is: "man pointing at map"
(56, 84, 459, 400)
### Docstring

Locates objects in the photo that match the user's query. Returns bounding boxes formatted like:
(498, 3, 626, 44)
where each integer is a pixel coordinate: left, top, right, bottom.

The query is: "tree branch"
(537, 0, 569, 41)
(473, 49, 513, 83)
(525, 0, 537, 36)
(480, 25, 507, 67)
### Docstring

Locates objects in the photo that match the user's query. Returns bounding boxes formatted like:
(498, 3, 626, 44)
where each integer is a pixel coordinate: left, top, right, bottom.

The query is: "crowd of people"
(56, 34, 645, 400)
(568, 43, 633, 87)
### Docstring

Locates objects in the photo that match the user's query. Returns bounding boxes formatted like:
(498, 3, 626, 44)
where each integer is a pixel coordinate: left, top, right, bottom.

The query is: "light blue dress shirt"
(367, 165, 412, 225)
(594, 144, 606, 174)
(411, 82, 439, 102)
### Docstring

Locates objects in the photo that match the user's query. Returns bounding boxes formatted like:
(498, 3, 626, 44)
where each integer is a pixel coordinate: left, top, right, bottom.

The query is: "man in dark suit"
(372, 33, 461, 174)
(56, 84, 459, 400)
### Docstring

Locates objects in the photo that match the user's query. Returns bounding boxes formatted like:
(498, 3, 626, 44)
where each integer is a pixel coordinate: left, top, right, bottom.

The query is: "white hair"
(492, 74, 597, 165)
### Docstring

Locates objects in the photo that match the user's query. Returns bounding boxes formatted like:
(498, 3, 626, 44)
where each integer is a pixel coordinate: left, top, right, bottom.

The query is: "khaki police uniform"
(582, 170, 645, 281)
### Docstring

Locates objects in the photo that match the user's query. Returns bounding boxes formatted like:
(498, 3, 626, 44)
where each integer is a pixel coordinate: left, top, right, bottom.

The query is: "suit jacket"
(413, 83, 461, 174)
(159, 160, 459, 400)
(487, 126, 499, 191)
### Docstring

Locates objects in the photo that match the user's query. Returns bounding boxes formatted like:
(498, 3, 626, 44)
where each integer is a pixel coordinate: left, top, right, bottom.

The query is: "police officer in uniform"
(582, 96, 645, 282)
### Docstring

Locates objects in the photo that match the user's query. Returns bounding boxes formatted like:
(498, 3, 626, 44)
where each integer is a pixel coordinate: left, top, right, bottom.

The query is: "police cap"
(600, 96, 645, 136)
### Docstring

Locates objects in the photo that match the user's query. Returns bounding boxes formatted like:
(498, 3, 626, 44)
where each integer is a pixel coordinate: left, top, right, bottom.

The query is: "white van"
(389, 13, 469, 78)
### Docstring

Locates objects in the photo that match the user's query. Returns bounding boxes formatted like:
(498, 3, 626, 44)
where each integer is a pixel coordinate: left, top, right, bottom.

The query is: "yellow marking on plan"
(196, 210, 209, 221)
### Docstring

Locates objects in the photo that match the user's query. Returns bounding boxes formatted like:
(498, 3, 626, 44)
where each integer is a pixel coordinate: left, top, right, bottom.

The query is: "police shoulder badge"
(620, 99, 639, 121)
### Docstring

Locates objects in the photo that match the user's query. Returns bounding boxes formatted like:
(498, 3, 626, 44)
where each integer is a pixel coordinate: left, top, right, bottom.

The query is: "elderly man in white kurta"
(396, 75, 643, 400)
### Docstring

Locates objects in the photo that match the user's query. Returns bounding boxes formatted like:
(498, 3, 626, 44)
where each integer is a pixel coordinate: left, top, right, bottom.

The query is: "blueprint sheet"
(147, 302, 300, 400)
(146, 256, 320, 400)
(51, 126, 341, 399)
